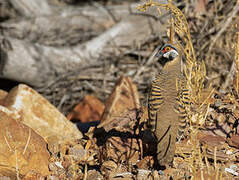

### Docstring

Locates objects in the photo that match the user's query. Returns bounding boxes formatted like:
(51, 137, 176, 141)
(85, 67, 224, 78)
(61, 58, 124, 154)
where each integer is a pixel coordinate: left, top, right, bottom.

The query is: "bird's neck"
(163, 56, 181, 74)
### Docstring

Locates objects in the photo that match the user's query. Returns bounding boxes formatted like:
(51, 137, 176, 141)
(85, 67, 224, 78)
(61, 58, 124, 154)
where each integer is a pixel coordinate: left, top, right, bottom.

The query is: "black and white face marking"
(156, 44, 179, 61)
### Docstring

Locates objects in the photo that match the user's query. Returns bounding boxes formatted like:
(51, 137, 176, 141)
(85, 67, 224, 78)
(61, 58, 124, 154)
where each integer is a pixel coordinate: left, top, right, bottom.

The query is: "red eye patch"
(162, 46, 171, 53)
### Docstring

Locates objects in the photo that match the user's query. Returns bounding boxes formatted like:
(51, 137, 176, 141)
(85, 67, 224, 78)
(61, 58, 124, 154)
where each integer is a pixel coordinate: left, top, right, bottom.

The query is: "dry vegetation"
(1, 0, 239, 179)
(50, 0, 239, 179)
(32, 0, 238, 116)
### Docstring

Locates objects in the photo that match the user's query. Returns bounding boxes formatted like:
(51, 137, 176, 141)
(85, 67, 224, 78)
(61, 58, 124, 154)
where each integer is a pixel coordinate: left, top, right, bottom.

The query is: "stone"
(2, 84, 82, 143)
(0, 108, 50, 177)
(98, 76, 140, 132)
(68, 144, 88, 162)
(0, 89, 8, 105)
(22, 171, 45, 180)
(227, 135, 239, 148)
(67, 95, 104, 123)
(86, 170, 103, 180)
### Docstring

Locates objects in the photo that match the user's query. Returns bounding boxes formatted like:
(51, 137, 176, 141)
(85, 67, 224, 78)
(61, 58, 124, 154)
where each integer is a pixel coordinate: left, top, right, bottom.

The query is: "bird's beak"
(156, 50, 163, 58)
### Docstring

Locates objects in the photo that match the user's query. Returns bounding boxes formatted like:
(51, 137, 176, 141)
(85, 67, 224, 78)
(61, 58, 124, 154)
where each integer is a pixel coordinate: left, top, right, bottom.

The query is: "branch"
(0, 15, 166, 86)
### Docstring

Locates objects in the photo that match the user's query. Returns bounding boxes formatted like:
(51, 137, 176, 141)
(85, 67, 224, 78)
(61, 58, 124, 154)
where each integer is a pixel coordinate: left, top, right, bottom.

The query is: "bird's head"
(156, 44, 179, 66)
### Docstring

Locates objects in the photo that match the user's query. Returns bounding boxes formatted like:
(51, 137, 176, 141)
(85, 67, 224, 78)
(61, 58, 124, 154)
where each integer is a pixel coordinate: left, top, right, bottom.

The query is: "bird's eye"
(165, 47, 171, 51)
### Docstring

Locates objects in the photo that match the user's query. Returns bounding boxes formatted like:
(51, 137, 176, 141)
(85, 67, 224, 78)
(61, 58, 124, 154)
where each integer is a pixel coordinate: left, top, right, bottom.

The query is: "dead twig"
(209, 4, 239, 52)
(133, 46, 161, 81)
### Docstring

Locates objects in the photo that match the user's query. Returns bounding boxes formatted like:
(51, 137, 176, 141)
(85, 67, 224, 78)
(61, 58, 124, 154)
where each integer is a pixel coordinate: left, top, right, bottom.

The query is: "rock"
(98, 76, 140, 132)
(22, 171, 45, 180)
(136, 169, 153, 180)
(198, 133, 229, 161)
(0, 89, 7, 99)
(152, 170, 160, 180)
(0, 176, 11, 180)
(136, 157, 153, 169)
(68, 144, 88, 162)
(0, 104, 21, 121)
(0, 89, 8, 105)
(47, 176, 59, 180)
(2, 84, 82, 143)
(101, 160, 118, 172)
(0, 108, 50, 177)
(109, 177, 133, 180)
(101, 162, 133, 180)
(67, 95, 105, 123)
(227, 135, 239, 148)
(199, 134, 226, 149)
(87, 170, 103, 180)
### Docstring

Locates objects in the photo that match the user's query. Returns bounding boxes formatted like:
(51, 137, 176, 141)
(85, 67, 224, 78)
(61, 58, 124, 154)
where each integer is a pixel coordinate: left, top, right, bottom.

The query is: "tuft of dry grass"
(235, 24, 239, 94)
(137, 0, 208, 122)
(137, 1, 234, 179)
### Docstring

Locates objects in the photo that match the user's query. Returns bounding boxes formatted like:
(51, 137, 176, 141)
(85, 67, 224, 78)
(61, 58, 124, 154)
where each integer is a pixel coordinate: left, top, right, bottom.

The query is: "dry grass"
(138, 0, 238, 179)
(31, 1, 239, 178)
(236, 24, 239, 94)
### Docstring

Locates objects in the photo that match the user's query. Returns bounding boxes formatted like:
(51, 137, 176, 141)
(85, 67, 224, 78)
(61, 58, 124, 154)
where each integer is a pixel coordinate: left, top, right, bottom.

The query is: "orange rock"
(22, 171, 45, 180)
(136, 157, 153, 169)
(0, 108, 50, 177)
(198, 133, 229, 161)
(0, 89, 8, 105)
(227, 135, 239, 148)
(98, 76, 140, 132)
(199, 134, 226, 148)
(2, 84, 82, 143)
(67, 95, 105, 123)
(87, 170, 104, 180)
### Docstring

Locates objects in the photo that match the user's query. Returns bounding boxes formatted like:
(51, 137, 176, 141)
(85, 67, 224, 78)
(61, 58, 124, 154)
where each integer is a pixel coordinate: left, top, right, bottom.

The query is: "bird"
(147, 43, 190, 167)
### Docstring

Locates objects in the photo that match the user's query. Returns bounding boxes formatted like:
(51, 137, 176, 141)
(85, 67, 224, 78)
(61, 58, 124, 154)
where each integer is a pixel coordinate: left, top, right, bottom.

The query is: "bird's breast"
(159, 75, 178, 105)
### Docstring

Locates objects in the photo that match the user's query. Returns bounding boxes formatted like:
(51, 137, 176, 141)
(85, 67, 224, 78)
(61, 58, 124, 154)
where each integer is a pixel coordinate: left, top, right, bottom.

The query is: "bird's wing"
(147, 80, 164, 132)
(175, 76, 190, 140)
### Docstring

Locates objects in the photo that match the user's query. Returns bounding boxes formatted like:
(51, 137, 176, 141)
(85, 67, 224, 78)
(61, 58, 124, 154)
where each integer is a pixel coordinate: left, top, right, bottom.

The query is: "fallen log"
(1, 3, 139, 46)
(0, 14, 167, 87)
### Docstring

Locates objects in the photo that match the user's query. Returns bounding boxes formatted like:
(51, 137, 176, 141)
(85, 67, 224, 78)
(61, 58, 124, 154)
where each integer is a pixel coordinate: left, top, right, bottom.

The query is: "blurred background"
(0, 0, 238, 114)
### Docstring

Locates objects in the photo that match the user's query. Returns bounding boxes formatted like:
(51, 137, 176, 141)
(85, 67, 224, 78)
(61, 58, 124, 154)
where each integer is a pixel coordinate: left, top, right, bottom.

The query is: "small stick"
(236, 31, 239, 94)
(209, 5, 239, 52)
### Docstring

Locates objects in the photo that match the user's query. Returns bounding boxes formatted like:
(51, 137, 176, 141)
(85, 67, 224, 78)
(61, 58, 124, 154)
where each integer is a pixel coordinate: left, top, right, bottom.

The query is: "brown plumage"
(147, 44, 189, 166)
